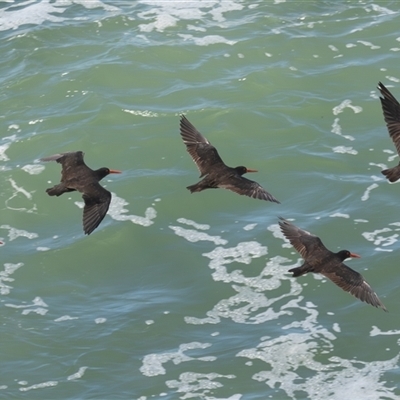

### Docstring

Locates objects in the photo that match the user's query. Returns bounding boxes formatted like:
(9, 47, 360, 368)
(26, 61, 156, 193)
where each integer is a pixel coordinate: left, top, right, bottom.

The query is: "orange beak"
(350, 252, 361, 258)
(246, 168, 258, 173)
(109, 169, 122, 174)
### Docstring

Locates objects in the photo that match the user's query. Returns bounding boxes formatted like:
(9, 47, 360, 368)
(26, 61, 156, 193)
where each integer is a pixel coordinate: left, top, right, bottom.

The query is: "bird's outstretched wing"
(221, 175, 280, 203)
(180, 115, 225, 176)
(322, 263, 387, 311)
(378, 82, 400, 156)
(82, 184, 112, 235)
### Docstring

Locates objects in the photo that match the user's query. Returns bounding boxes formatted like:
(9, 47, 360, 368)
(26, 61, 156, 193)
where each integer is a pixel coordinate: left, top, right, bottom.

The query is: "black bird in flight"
(378, 81, 400, 182)
(41, 151, 121, 235)
(179, 115, 279, 203)
(279, 218, 387, 311)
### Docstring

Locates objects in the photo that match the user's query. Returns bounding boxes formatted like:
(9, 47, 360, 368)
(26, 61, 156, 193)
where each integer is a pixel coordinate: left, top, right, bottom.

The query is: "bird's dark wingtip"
(382, 167, 400, 182)
(278, 216, 289, 224)
(258, 191, 280, 204)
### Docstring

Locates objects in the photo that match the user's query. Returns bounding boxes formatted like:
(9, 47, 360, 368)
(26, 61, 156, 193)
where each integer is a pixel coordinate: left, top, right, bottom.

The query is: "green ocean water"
(1, 1, 400, 399)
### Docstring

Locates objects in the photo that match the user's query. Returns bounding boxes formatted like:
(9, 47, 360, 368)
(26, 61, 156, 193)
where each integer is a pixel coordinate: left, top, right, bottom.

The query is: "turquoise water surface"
(1, 1, 400, 399)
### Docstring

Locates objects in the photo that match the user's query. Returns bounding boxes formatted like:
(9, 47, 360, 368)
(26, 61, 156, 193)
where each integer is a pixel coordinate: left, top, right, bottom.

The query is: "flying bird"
(378, 82, 400, 182)
(278, 217, 387, 311)
(179, 115, 279, 203)
(41, 151, 121, 235)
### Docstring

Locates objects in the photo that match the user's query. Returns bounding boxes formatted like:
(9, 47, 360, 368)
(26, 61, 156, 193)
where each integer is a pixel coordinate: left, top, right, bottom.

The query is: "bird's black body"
(378, 82, 400, 182)
(179, 115, 279, 203)
(279, 217, 387, 311)
(41, 151, 121, 235)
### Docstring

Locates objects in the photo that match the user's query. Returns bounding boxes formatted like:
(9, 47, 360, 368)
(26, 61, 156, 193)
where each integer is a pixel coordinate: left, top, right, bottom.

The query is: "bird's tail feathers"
(46, 184, 74, 197)
(382, 165, 400, 183)
(289, 263, 314, 277)
(186, 182, 211, 193)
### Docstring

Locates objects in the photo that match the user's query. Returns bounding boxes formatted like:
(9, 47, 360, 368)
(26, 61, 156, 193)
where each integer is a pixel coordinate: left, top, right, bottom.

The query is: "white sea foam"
(0, 225, 38, 241)
(331, 118, 355, 141)
(166, 372, 236, 398)
(185, 254, 301, 326)
(177, 218, 210, 230)
(0, 262, 23, 295)
(36, 247, 50, 251)
(356, 40, 380, 50)
(243, 223, 257, 231)
(369, 162, 387, 170)
(0, 142, 12, 162)
(67, 367, 88, 381)
(140, 342, 216, 377)
(370, 4, 396, 14)
(386, 75, 400, 83)
(332, 100, 362, 115)
(169, 225, 227, 245)
(19, 381, 58, 392)
(54, 315, 79, 322)
(5, 179, 37, 213)
(21, 164, 45, 175)
(138, 0, 243, 33)
(29, 119, 43, 125)
(246, 349, 399, 399)
(0, 0, 119, 32)
(179, 221, 302, 327)
(361, 183, 379, 201)
(332, 146, 358, 155)
(177, 33, 237, 46)
(6, 296, 48, 315)
(362, 224, 400, 249)
(122, 109, 159, 117)
(329, 213, 349, 218)
(370, 326, 400, 337)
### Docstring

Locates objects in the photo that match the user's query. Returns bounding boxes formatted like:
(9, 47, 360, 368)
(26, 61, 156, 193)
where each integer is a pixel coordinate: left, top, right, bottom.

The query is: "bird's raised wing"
(41, 151, 85, 167)
(278, 218, 328, 260)
(378, 82, 400, 156)
(41, 151, 88, 183)
(180, 115, 225, 176)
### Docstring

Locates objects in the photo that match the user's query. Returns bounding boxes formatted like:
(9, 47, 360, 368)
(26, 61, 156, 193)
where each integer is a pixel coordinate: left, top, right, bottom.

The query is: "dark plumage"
(378, 82, 400, 182)
(179, 115, 279, 203)
(279, 218, 387, 311)
(41, 151, 121, 235)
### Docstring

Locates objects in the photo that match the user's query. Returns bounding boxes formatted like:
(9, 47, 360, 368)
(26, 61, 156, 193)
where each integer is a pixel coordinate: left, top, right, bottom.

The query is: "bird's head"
(96, 167, 122, 180)
(235, 166, 258, 175)
(338, 250, 361, 260)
